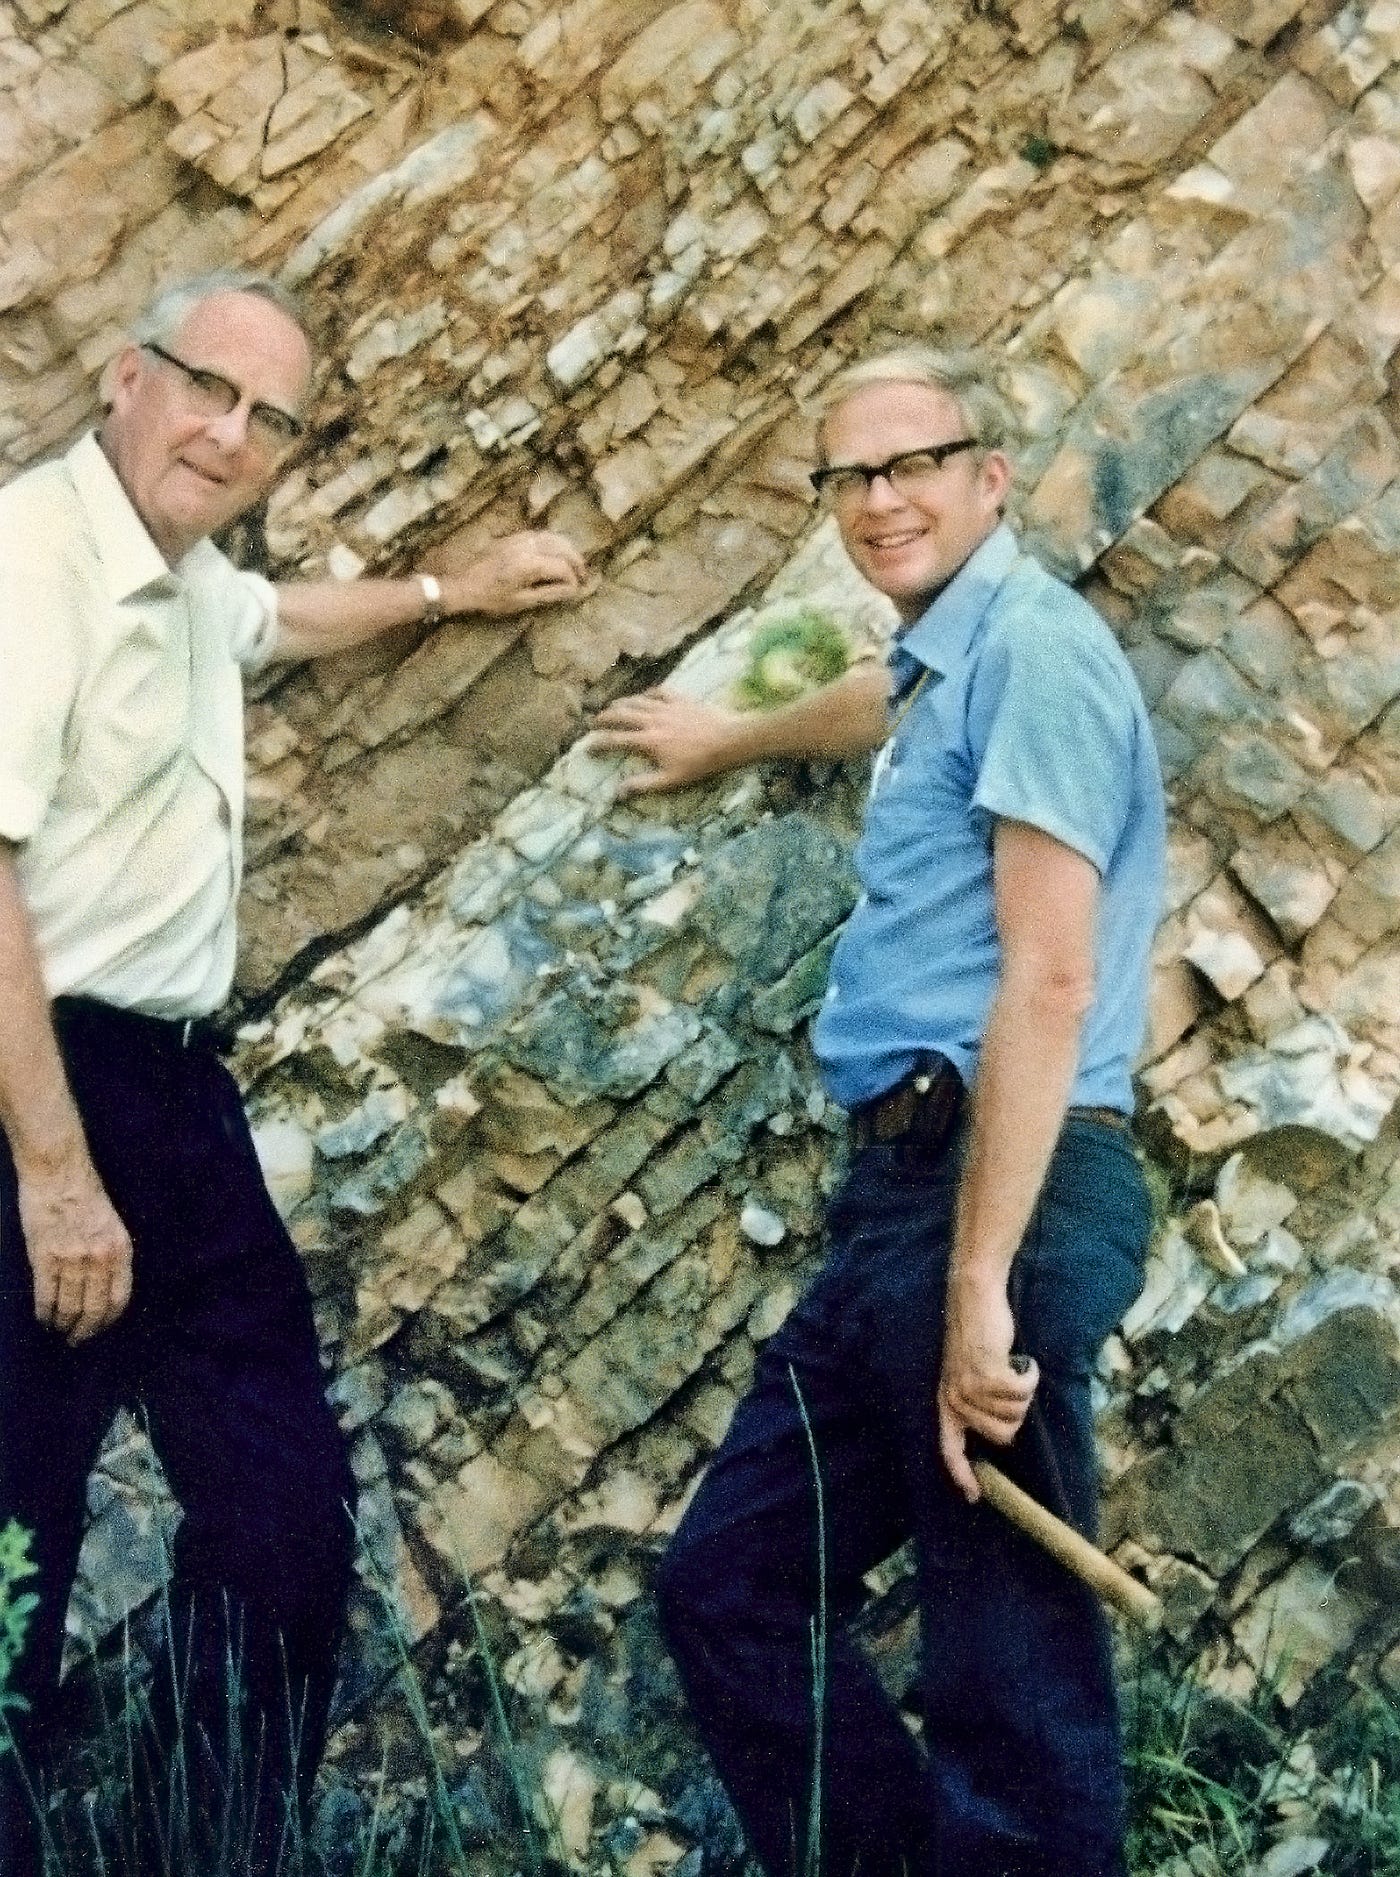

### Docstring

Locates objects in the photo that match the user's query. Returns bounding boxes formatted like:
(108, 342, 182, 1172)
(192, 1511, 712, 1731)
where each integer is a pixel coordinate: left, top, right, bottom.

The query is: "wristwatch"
(418, 573, 444, 627)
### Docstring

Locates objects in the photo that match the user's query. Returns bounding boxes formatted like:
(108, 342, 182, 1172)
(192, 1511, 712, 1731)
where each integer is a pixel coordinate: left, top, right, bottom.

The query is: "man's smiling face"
(100, 290, 311, 565)
(820, 380, 1010, 623)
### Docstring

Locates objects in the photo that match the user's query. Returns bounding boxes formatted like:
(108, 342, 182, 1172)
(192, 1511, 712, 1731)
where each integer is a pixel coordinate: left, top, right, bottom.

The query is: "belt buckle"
(874, 1079, 914, 1144)
(861, 1058, 961, 1157)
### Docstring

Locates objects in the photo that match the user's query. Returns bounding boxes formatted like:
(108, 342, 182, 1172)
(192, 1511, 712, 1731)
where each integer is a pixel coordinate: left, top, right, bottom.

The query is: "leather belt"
(1068, 1105, 1130, 1132)
(52, 995, 232, 1056)
(850, 1061, 1129, 1153)
(850, 1056, 963, 1152)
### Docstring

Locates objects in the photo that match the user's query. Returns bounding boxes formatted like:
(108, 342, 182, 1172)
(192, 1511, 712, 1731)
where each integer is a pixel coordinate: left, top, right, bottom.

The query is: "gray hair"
(127, 268, 313, 352)
(815, 344, 1017, 457)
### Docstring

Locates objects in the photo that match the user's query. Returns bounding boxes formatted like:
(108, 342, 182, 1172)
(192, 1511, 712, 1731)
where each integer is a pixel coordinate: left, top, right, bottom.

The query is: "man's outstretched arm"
(0, 842, 132, 1344)
(271, 530, 590, 662)
(590, 660, 891, 796)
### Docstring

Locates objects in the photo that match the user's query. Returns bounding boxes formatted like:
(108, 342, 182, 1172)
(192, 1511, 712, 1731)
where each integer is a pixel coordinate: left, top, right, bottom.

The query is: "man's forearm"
(936, 819, 1099, 1497)
(0, 842, 90, 1176)
(0, 843, 134, 1341)
(272, 530, 589, 662)
(713, 662, 892, 764)
(950, 962, 1087, 1290)
(591, 661, 892, 794)
(271, 576, 441, 662)
(935, 961, 1087, 1499)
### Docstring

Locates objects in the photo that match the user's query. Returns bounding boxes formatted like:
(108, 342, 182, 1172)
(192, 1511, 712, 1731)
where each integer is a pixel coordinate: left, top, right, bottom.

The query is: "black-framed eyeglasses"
(809, 438, 978, 506)
(142, 343, 305, 450)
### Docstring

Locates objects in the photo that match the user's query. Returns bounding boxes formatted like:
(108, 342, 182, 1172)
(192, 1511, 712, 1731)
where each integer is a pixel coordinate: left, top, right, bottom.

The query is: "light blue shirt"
(814, 524, 1166, 1113)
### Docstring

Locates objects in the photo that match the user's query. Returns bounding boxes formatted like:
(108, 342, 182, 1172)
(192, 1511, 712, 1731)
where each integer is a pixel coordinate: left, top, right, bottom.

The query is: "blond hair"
(814, 345, 1016, 459)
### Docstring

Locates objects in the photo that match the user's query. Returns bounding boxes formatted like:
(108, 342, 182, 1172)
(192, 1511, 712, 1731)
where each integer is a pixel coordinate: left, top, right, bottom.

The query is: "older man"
(0, 268, 586, 1871)
(600, 348, 1164, 1877)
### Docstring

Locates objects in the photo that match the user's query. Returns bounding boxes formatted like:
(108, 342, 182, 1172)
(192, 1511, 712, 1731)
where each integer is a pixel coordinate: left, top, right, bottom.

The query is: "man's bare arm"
(0, 842, 132, 1343)
(272, 530, 589, 663)
(590, 661, 891, 796)
(937, 819, 1100, 1501)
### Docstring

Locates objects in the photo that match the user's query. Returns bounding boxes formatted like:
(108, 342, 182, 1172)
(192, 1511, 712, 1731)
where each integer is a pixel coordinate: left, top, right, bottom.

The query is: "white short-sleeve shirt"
(0, 432, 281, 1018)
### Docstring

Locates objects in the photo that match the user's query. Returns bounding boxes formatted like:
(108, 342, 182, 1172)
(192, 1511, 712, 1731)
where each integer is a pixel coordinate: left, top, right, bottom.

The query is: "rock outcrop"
(6, 0, 1400, 1865)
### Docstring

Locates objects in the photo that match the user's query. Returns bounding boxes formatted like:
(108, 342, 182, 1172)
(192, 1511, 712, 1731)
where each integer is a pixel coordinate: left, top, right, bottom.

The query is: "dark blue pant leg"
(0, 1006, 355, 1877)
(863, 1122, 1151, 1877)
(0, 1151, 127, 1877)
(659, 1123, 1149, 1877)
(657, 1149, 963, 1877)
(130, 1047, 355, 1870)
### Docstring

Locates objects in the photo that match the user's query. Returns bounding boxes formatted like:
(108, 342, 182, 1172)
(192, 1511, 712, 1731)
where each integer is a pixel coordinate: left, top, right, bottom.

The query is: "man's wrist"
(947, 1252, 1010, 1296)
(4, 1087, 95, 1183)
(417, 573, 444, 627)
(11, 1130, 96, 1186)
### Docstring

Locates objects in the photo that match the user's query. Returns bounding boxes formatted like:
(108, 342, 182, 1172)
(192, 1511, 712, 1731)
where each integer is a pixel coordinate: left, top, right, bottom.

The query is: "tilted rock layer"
(7, 0, 1400, 1860)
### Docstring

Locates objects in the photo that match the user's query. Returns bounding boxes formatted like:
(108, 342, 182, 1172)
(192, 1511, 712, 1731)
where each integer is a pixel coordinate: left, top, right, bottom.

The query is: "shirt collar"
(65, 431, 178, 603)
(892, 522, 1020, 681)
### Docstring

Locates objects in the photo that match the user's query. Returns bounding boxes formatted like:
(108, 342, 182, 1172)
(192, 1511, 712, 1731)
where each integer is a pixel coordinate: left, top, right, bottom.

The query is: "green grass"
(1124, 1663, 1400, 1876)
(11, 1511, 1400, 1877)
(12, 1527, 571, 1877)
(790, 1364, 827, 1877)
(0, 1520, 38, 1751)
(1314, 1690, 1400, 1877)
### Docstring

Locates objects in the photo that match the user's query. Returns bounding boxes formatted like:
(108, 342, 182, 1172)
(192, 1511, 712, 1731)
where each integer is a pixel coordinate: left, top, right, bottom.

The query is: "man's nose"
(862, 471, 906, 511)
(203, 400, 253, 450)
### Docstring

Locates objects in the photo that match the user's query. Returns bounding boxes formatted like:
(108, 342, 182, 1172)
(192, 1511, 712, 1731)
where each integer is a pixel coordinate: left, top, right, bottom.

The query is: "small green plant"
(734, 608, 851, 712)
(1315, 1688, 1400, 1876)
(1123, 1662, 1400, 1876)
(0, 1520, 38, 1753)
(14, 1509, 575, 1877)
(1124, 1667, 1272, 1873)
(355, 1516, 566, 1877)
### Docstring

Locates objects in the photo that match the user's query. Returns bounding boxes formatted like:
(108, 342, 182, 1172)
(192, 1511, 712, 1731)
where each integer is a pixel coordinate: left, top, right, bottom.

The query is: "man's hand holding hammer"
(938, 1272, 1040, 1502)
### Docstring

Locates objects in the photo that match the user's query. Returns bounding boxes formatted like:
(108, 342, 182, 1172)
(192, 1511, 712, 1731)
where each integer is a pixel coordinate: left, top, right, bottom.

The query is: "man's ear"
(980, 448, 1012, 512)
(99, 342, 143, 413)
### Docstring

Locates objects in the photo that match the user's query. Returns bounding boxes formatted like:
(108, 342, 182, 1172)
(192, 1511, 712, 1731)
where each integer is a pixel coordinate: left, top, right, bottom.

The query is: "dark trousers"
(0, 999, 356, 1875)
(656, 1119, 1152, 1877)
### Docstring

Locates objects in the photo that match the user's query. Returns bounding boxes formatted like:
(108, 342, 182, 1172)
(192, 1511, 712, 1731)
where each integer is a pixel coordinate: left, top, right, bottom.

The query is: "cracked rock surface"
(8, 0, 1400, 1863)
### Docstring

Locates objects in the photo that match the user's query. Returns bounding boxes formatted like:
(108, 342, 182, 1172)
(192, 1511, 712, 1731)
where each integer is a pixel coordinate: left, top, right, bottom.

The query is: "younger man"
(601, 347, 1164, 1877)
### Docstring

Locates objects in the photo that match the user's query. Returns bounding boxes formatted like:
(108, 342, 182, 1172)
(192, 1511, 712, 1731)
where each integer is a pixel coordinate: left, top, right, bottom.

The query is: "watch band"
(418, 572, 444, 627)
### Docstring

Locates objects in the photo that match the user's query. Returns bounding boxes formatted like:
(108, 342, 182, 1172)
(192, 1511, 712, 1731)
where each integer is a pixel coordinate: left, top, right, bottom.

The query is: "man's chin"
(853, 545, 931, 598)
(868, 565, 942, 613)
(152, 499, 237, 560)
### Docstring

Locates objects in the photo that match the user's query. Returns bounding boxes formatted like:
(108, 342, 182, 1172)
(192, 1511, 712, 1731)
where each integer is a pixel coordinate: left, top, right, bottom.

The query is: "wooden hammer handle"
(972, 1460, 1161, 1630)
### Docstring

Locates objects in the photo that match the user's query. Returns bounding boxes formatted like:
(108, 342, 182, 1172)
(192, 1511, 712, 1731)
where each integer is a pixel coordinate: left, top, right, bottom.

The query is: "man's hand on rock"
(937, 1269, 1038, 1503)
(20, 1156, 133, 1345)
(590, 689, 744, 796)
(444, 532, 591, 618)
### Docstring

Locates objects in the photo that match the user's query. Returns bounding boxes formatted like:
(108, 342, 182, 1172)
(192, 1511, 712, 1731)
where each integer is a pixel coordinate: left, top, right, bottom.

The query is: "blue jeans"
(657, 1118, 1151, 1877)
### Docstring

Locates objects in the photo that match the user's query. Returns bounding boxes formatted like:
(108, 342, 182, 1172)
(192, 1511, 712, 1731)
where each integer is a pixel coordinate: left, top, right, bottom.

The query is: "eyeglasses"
(142, 343, 305, 450)
(809, 439, 978, 506)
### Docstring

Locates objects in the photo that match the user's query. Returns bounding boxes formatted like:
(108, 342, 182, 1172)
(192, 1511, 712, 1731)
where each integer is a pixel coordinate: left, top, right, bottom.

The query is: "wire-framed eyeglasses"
(809, 438, 978, 506)
(142, 343, 305, 451)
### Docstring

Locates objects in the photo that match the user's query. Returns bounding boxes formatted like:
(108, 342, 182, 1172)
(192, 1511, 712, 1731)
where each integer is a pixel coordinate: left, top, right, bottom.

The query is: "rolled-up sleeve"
(224, 564, 281, 669)
(967, 611, 1136, 874)
(0, 507, 80, 844)
(228, 568, 281, 669)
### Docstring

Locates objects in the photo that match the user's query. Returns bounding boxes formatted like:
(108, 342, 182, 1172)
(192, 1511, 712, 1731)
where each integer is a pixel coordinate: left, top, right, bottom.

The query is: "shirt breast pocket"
(862, 707, 976, 879)
(69, 616, 190, 808)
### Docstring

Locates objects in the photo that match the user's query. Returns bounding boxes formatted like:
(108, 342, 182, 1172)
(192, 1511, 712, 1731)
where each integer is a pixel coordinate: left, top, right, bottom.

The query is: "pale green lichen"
(733, 606, 852, 711)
